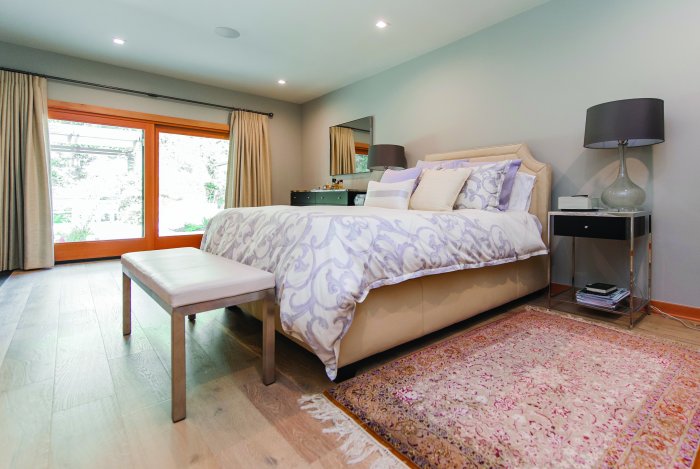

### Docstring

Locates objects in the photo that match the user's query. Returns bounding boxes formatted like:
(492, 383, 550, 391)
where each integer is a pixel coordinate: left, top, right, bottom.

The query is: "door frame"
(48, 101, 230, 262)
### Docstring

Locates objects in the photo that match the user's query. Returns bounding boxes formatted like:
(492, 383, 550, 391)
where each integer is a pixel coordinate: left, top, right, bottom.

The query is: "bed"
(201, 143, 551, 379)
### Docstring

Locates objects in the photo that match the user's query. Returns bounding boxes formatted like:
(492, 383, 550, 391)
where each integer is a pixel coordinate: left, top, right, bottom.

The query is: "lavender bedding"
(201, 205, 547, 379)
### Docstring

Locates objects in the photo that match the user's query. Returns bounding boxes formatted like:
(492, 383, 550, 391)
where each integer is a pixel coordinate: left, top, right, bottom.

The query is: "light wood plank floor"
(0, 260, 697, 468)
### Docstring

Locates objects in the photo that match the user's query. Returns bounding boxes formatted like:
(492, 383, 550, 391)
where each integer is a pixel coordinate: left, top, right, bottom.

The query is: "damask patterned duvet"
(200, 205, 547, 379)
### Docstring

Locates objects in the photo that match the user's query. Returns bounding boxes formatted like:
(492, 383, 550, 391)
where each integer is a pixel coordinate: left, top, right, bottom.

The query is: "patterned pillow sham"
(454, 160, 514, 211)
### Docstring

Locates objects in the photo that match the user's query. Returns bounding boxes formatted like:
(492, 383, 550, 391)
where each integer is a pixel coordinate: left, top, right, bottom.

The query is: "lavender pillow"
(498, 160, 522, 211)
(454, 161, 513, 211)
(415, 158, 469, 170)
(380, 167, 423, 185)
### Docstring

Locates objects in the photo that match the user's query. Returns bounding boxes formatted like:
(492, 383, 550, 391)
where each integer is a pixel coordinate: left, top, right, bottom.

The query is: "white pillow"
(409, 168, 472, 211)
(507, 172, 536, 212)
(364, 179, 416, 210)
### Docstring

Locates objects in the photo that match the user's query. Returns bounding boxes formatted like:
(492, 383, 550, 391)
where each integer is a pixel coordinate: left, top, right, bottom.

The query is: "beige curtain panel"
(330, 126, 355, 175)
(0, 71, 54, 271)
(225, 110, 272, 208)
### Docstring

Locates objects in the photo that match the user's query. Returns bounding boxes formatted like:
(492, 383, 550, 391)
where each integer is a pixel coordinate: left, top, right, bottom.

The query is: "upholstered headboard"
(425, 143, 551, 245)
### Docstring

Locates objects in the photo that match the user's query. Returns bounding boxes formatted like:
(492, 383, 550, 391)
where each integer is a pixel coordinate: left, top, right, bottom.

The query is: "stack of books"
(576, 283, 630, 309)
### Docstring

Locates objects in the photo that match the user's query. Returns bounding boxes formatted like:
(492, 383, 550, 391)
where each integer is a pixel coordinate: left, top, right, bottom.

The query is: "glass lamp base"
(601, 175, 645, 211)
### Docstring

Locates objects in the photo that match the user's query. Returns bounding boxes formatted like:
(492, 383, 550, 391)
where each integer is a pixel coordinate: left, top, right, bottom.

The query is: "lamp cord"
(650, 305, 700, 331)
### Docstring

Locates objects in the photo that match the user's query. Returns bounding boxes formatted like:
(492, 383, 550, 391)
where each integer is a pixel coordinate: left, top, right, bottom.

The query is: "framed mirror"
(329, 116, 373, 176)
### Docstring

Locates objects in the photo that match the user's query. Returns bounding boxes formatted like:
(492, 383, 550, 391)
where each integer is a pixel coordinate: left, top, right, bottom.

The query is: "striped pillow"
(364, 179, 416, 210)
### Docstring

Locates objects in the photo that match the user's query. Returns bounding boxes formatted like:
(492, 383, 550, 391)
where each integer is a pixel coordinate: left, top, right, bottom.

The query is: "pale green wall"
(0, 41, 303, 205)
(301, 0, 700, 306)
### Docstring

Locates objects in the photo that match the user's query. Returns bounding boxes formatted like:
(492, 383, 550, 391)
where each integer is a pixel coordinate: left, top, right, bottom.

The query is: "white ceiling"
(0, 0, 550, 103)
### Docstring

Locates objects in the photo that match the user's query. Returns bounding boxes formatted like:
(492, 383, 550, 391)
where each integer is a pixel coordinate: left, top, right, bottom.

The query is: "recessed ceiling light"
(214, 26, 241, 39)
(112, 37, 126, 45)
(375, 20, 388, 29)
(277, 79, 287, 85)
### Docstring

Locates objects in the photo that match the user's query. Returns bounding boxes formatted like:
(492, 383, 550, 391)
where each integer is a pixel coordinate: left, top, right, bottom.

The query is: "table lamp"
(367, 144, 406, 171)
(584, 98, 664, 211)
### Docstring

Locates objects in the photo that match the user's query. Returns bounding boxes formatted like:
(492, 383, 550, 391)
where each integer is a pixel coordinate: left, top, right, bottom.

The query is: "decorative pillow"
(507, 172, 536, 212)
(415, 158, 469, 170)
(497, 159, 522, 211)
(364, 179, 416, 210)
(454, 161, 512, 211)
(380, 167, 422, 187)
(409, 168, 473, 211)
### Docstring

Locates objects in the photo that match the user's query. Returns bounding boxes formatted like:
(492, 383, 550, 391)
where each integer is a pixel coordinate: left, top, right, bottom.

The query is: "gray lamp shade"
(367, 144, 406, 170)
(584, 98, 664, 149)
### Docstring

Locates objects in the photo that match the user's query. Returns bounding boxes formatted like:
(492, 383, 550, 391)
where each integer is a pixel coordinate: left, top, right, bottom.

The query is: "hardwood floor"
(0, 260, 698, 468)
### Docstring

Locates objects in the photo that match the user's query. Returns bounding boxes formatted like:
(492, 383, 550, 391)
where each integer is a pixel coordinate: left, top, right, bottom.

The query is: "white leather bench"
(121, 247, 276, 422)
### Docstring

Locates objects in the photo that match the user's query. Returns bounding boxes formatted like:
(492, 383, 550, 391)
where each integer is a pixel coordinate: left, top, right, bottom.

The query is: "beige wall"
(0, 41, 303, 205)
(301, 0, 700, 307)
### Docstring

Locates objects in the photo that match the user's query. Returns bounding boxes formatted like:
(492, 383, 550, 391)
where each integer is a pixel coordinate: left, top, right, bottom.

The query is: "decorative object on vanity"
(548, 210, 651, 328)
(558, 195, 601, 211)
(367, 144, 406, 171)
(584, 98, 664, 211)
(306, 307, 700, 468)
(330, 116, 373, 176)
(290, 189, 366, 206)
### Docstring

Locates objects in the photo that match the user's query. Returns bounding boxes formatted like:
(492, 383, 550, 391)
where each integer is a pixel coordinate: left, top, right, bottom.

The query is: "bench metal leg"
(171, 314, 186, 422)
(122, 273, 131, 336)
(262, 295, 275, 385)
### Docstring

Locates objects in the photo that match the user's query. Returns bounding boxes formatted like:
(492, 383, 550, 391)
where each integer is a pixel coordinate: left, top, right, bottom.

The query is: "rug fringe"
(299, 394, 406, 468)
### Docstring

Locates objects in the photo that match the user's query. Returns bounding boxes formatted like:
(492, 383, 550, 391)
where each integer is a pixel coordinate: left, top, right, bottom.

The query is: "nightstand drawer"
(552, 215, 627, 240)
(291, 192, 316, 205)
(315, 192, 348, 205)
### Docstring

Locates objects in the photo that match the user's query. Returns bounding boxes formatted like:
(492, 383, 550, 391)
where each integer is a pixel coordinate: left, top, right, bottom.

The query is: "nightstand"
(547, 211, 652, 328)
(290, 189, 365, 206)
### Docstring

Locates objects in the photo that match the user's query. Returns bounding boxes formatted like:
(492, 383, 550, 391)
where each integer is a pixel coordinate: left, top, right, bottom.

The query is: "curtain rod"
(0, 66, 274, 118)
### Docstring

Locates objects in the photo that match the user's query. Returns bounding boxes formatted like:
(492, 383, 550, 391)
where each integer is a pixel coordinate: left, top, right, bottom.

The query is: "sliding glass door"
(155, 127, 229, 249)
(49, 115, 151, 260)
(48, 105, 229, 261)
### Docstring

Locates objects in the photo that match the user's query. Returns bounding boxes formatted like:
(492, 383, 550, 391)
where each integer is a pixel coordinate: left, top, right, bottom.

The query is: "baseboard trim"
(650, 300, 700, 322)
(549, 283, 700, 322)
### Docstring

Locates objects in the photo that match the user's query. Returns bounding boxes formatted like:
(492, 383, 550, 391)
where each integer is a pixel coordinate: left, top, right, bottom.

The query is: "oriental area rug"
(301, 306, 700, 468)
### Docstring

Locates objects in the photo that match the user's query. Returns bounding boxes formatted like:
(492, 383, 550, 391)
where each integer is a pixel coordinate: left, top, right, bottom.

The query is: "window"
(48, 102, 229, 261)
(354, 142, 369, 173)
(158, 131, 228, 236)
(49, 120, 145, 243)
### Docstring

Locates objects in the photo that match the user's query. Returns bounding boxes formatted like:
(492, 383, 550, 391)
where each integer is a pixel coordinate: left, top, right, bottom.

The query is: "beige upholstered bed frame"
(245, 143, 551, 371)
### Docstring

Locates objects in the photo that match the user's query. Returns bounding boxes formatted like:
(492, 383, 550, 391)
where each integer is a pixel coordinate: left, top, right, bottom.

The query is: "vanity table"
(290, 189, 366, 206)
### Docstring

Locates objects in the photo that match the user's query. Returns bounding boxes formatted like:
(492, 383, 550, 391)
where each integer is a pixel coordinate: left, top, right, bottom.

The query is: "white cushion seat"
(121, 247, 274, 307)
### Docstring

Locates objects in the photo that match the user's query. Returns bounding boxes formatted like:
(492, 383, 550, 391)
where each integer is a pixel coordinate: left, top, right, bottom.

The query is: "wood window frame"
(355, 142, 369, 155)
(48, 100, 229, 262)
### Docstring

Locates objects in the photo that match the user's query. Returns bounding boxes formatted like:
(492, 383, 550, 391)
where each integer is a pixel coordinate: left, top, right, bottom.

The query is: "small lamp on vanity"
(367, 144, 407, 171)
(584, 98, 665, 211)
